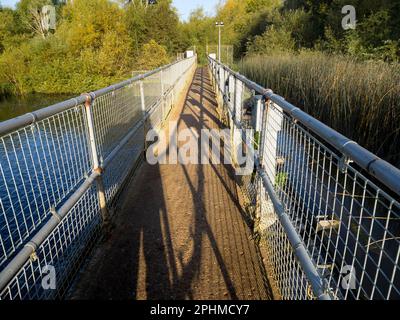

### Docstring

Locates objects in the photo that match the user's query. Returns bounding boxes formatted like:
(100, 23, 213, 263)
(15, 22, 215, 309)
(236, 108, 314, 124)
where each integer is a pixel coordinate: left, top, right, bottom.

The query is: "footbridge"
(0, 55, 399, 300)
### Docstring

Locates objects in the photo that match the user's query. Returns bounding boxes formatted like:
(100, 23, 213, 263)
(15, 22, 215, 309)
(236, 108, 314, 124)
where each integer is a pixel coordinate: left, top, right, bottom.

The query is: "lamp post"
(215, 21, 224, 62)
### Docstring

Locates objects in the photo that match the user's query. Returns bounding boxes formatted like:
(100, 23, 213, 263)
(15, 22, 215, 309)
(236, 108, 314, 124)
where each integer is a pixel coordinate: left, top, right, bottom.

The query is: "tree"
(125, 0, 148, 57)
(180, 8, 216, 64)
(125, 0, 182, 56)
(213, 0, 282, 58)
(16, 0, 54, 39)
(246, 25, 295, 55)
(135, 39, 170, 70)
(0, 8, 17, 52)
(0, 45, 31, 95)
(59, 0, 129, 53)
(97, 31, 133, 76)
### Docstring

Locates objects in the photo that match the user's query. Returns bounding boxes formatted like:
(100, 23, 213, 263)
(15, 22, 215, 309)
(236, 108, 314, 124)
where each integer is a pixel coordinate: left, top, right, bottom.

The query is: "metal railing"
(0, 55, 197, 299)
(208, 56, 400, 300)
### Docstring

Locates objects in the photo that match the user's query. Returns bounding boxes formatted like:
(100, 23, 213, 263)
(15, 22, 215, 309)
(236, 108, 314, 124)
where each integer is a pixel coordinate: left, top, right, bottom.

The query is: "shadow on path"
(69, 67, 274, 300)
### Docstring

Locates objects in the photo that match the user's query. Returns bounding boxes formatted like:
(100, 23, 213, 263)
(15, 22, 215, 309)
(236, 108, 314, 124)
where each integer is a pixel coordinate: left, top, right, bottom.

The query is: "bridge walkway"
(69, 67, 274, 300)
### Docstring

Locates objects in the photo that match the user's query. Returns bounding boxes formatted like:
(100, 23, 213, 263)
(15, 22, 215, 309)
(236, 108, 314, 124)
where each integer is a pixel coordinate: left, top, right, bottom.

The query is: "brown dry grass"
(240, 51, 400, 167)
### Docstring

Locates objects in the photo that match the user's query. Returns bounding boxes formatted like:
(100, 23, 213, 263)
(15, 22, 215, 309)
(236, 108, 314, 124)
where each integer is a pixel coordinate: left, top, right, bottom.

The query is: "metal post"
(160, 69, 165, 121)
(139, 81, 146, 117)
(160, 70, 165, 98)
(218, 27, 221, 63)
(257, 97, 267, 166)
(216, 22, 224, 63)
(139, 81, 147, 149)
(232, 76, 243, 167)
(84, 94, 110, 224)
(256, 161, 331, 300)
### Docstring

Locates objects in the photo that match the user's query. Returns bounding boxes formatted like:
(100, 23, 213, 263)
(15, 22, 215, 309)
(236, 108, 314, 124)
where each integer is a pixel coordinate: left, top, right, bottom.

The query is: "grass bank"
(239, 51, 400, 167)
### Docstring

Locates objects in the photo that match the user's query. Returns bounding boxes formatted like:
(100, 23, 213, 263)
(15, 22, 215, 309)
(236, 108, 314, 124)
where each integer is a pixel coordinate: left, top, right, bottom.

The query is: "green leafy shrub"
(246, 25, 295, 55)
(135, 39, 171, 70)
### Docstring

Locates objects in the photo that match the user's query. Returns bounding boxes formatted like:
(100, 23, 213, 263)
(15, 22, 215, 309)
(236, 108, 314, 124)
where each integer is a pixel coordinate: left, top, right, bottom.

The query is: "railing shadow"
(70, 67, 273, 300)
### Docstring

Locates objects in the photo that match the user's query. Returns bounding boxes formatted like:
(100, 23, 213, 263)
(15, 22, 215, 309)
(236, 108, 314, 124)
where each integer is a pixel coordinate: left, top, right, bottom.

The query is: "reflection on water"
(0, 93, 76, 122)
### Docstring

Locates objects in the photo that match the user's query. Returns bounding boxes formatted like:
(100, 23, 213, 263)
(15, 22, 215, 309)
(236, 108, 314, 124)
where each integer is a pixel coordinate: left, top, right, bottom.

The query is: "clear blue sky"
(0, 0, 219, 21)
(172, 0, 218, 21)
(1, 0, 17, 8)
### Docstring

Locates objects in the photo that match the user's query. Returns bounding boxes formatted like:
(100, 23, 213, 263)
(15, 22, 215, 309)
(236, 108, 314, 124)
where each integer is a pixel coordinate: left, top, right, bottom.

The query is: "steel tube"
(0, 56, 197, 298)
(0, 56, 196, 137)
(218, 27, 221, 62)
(84, 94, 110, 223)
(0, 172, 99, 291)
(257, 161, 331, 300)
(0, 96, 86, 137)
(208, 56, 400, 195)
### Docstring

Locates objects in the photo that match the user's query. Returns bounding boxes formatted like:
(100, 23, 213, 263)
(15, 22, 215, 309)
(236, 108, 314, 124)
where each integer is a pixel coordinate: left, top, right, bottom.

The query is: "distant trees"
(0, 8, 17, 53)
(0, 0, 186, 96)
(246, 25, 295, 55)
(125, 0, 182, 56)
(1, 0, 398, 98)
(214, 0, 281, 57)
(0, 46, 30, 95)
(182, 0, 400, 62)
(271, 0, 400, 61)
(180, 8, 217, 64)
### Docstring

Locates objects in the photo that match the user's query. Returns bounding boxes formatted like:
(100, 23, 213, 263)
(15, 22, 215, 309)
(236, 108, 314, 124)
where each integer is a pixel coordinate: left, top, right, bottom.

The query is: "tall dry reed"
(240, 52, 400, 167)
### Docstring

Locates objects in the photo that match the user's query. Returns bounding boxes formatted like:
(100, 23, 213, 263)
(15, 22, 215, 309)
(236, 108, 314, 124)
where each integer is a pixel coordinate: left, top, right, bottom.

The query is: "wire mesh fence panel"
(234, 83, 258, 205)
(0, 185, 100, 300)
(257, 176, 310, 299)
(208, 57, 400, 300)
(91, 83, 142, 160)
(0, 56, 196, 300)
(207, 45, 234, 66)
(0, 105, 91, 270)
(261, 102, 400, 300)
(147, 100, 164, 130)
(143, 72, 162, 111)
(102, 125, 145, 206)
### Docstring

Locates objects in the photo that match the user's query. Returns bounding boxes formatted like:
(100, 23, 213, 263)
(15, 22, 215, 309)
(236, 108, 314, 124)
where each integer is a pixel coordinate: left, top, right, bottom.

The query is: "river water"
(0, 93, 76, 122)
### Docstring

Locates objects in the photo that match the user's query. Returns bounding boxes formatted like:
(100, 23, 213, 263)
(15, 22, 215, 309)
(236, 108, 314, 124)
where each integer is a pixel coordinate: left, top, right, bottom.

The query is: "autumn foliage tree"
(0, 0, 183, 96)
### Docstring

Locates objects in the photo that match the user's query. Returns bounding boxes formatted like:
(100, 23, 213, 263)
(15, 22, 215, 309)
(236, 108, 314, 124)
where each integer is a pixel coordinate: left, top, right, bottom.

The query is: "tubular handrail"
(0, 171, 99, 291)
(256, 157, 331, 300)
(209, 56, 332, 299)
(0, 55, 197, 298)
(208, 56, 400, 196)
(0, 57, 192, 137)
(208, 55, 400, 300)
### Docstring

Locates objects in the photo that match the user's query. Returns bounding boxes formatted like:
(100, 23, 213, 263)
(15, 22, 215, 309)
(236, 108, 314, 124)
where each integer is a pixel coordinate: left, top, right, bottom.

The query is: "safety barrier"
(0, 55, 197, 299)
(208, 56, 400, 300)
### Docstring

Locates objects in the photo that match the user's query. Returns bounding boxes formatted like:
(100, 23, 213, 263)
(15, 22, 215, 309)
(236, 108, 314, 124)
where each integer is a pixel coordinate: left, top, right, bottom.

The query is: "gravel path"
(70, 67, 274, 300)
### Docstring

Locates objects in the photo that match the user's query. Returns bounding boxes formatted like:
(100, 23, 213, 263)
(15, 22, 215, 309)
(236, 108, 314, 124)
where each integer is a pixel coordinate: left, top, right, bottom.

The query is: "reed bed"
(239, 52, 400, 167)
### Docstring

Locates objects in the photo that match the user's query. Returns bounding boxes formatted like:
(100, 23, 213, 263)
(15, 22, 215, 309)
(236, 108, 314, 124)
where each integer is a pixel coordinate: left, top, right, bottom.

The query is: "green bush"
(0, 0, 183, 97)
(135, 39, 171, 70)
(246, 25, 295, 55)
